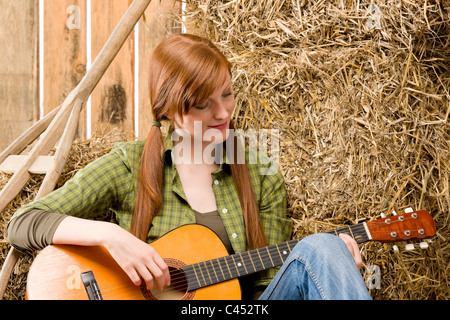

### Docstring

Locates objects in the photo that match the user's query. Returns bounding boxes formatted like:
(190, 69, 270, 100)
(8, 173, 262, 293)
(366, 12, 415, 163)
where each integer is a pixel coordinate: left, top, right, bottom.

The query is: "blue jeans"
(259, 234, 372, 300)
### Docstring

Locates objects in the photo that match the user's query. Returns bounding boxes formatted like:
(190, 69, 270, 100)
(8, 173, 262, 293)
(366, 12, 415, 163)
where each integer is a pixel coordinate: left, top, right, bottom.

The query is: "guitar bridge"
(81, 271, 103, 300)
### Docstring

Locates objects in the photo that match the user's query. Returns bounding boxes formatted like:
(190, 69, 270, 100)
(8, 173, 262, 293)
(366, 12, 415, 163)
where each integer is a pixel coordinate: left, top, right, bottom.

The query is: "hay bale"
(182, 0, 449, 299)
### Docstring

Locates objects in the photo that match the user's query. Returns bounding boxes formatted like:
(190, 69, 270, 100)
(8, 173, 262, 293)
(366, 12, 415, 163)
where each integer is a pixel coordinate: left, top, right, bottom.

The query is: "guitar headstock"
(366, 209, 435, 245)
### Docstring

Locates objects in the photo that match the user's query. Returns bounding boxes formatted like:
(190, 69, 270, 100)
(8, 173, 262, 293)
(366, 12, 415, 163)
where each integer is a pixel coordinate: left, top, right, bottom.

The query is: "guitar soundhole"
(140, 258, 194, 300)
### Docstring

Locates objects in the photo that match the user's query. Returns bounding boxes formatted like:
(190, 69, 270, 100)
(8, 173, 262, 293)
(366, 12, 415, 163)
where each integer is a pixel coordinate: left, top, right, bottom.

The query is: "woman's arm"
(8, 142, 170, 290)
(52, 216, 171, 291)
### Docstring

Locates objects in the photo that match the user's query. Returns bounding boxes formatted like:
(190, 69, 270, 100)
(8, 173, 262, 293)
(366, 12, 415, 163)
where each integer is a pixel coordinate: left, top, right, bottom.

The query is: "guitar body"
(26, 224, 241, 300)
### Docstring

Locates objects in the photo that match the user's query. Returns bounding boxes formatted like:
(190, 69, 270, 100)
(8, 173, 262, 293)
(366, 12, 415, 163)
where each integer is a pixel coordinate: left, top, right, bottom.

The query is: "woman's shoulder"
(112, 140, 145, 156)
(105, 140, 145, 172)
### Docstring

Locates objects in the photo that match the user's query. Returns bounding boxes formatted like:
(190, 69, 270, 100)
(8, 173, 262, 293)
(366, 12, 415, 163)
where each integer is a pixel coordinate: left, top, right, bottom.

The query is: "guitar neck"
(182, 222, 371, 291)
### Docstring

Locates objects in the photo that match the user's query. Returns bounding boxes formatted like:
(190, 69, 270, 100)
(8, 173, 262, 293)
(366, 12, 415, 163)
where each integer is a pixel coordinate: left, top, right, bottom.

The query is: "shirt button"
(232, 233, 238, 239)
(214, 180, 219, 185)
(222, 208, 228, 214)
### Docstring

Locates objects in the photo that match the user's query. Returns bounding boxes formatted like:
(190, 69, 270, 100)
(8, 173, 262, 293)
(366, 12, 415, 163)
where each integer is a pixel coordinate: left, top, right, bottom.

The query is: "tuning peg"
(404, 207, 414, 213)
(419, 242, 429, 249)
(392, 245, 399, 253)
(392, 210, 397, 215)
(405, 243, 415, 251)
(380, 212, 386, 218)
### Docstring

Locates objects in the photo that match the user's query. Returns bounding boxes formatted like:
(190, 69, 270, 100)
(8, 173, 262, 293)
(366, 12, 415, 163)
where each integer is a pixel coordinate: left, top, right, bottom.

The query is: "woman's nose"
(213, 102, 231, 120)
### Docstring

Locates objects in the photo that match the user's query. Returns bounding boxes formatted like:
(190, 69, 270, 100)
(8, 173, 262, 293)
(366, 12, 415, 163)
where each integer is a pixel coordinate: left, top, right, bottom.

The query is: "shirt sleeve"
(7, 209, 67, 252)
(8, 144, 135, 250)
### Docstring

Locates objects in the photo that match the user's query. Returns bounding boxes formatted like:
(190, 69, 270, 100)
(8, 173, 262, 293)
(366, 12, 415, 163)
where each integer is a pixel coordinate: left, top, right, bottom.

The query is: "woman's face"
(174, 71, 235, 148)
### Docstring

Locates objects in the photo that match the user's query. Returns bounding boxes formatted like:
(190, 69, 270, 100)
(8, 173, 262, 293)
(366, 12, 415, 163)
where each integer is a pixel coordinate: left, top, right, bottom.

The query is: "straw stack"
(182, 0, 449, 299)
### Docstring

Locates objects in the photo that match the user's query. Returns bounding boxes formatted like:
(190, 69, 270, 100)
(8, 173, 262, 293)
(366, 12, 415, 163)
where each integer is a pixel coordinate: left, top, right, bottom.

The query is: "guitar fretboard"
(181, 222, 371, 291)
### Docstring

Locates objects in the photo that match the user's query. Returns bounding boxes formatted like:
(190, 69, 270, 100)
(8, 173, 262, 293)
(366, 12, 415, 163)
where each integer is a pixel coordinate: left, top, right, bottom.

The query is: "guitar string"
(96, 224, 400, 298)
(102, 227, 363, 300)
(141, 221, 426, 297)
(95, 268, 193, 299)
(95, 238, 298, 298)
(96, 224, 369, 296)
(187, 225, 425, 283)
(365, 215, 425, 227)
(161, 218, 424, 289)
(97, 219, 419, 298)
(87, 217, 422, 298)
(79, 238, 296, 297)
(99, 216, 418, 295)
(97, 243, 288, 296)
(99, 241, 419, 298)
(91, 222, 393, 296)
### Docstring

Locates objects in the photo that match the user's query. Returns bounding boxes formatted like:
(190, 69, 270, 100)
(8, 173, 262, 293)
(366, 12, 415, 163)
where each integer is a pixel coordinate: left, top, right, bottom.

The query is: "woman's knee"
(290, 233, 348, 262)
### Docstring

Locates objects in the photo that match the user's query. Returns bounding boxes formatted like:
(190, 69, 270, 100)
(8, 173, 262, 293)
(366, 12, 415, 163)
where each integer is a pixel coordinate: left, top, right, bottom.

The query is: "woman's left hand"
(339, 233, 363, 270)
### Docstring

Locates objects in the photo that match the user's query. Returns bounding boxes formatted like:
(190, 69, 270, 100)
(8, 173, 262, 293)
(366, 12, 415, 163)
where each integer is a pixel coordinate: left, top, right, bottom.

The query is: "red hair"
(131, 34, 266, 250)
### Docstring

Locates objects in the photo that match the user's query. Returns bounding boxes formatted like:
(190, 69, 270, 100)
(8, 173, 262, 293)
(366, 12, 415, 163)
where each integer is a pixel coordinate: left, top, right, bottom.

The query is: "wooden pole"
(0, 248, 21, 299)
(0, 105, 61, 165)
(0, 0, 153, 300)
(0, 100, 76, 214)
(35, 100, 83, 199)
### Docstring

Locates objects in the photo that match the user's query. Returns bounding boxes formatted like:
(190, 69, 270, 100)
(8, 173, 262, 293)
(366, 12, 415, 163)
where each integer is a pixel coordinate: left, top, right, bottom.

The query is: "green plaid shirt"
(13, 129, 292, 286)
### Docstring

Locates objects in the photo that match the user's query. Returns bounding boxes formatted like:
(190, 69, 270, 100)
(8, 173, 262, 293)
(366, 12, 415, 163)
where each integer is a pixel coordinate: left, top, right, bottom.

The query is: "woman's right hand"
(100, 223, 171, 291)
(52, 216, 170, 291)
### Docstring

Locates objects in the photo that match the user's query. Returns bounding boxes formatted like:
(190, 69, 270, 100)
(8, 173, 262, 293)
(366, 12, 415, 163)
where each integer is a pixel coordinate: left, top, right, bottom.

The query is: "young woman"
(7, 34, 370, 300)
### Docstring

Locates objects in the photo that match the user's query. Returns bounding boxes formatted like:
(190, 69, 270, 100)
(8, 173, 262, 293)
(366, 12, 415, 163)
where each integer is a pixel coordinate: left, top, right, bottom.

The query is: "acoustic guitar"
(26, 209, 435, 300)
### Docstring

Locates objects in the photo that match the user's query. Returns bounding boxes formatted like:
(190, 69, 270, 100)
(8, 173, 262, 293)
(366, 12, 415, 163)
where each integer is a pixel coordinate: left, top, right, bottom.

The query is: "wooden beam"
(0, 156, 54, 175)
(0, 105, 61, 165)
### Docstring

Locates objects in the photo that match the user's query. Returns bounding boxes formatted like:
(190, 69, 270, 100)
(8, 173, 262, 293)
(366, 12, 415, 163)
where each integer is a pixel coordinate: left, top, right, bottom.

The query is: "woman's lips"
(208, 122, 228, 130)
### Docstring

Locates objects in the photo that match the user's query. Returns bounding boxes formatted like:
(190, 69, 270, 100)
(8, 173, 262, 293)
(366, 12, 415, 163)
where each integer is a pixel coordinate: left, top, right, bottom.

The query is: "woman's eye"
(195, 102, 209, 110)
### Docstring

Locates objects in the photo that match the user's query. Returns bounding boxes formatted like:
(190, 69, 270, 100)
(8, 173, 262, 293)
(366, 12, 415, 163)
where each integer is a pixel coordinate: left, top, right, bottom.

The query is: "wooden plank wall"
(0, 0, 40, 152)
(43, 0, 87, 139)
(0, 0, 181, 152)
